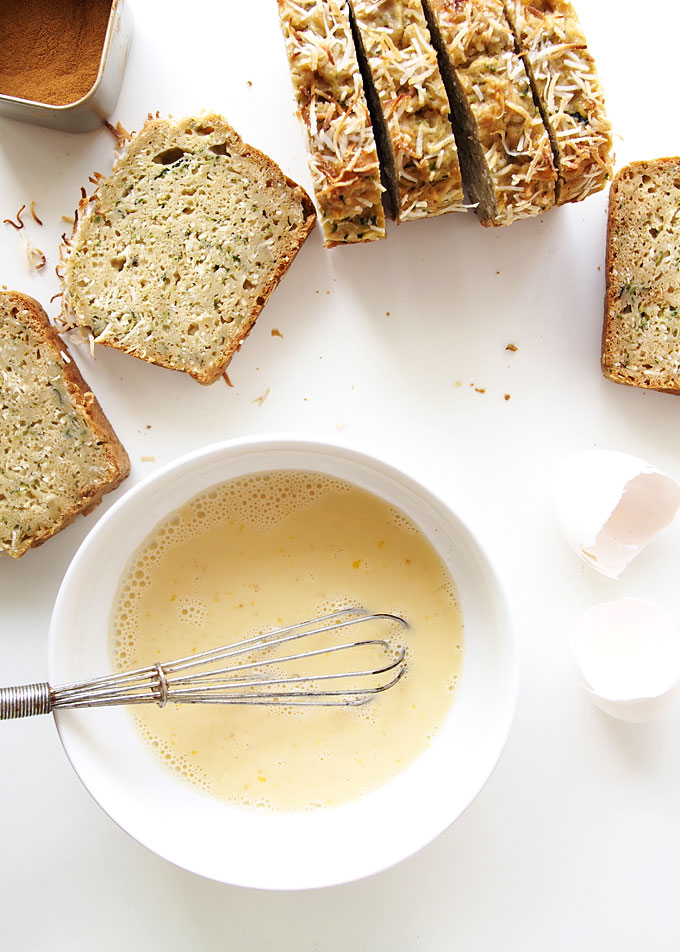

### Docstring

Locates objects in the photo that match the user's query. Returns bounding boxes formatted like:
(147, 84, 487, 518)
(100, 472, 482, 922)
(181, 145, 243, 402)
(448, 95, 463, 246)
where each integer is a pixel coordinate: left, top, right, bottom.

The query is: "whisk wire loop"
(0, 608, 408, 719)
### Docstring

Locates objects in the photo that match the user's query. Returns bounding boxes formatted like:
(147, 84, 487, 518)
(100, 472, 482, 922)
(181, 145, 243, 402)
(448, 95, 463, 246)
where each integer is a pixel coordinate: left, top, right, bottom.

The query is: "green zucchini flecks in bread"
(61, 115, 315, 384)
(0, 291, 130, 558)
(603, 159, 680, 394)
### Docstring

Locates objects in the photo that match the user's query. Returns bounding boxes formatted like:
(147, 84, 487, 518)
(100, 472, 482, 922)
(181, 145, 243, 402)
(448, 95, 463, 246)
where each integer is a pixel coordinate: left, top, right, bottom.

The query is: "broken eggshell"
(553, 450, 680, 579)
(571, 599, 680, 722)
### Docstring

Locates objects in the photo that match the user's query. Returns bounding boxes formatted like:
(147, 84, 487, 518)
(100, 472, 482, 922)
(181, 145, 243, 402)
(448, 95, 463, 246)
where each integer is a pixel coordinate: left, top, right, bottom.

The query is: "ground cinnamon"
(0, 0, 112, 106)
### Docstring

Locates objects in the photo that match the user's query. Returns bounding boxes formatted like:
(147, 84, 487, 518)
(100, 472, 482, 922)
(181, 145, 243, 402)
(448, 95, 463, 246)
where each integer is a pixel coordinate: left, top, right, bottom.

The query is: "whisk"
(0, 608, 408, 720)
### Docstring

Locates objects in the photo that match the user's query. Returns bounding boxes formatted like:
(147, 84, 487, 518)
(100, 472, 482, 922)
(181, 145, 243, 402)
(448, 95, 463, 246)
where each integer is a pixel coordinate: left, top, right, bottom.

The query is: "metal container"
(0, 0, 133, 134)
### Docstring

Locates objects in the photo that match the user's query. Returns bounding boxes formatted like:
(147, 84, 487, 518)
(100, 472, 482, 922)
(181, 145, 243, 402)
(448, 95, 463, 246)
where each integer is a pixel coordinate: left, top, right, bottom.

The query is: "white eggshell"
(553, 450, 680, 578)
(571, 598, 680, 722)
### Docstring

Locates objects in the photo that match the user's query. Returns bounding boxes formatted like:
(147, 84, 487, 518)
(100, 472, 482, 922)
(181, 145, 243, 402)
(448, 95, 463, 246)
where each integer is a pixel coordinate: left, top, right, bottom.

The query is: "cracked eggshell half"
(553, 450, 680, 579)
(571, 599, 680, 722)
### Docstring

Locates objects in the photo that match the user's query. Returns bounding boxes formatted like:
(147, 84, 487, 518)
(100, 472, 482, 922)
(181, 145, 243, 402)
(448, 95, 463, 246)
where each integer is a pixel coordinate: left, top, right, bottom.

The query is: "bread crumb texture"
(0, 291, 130, 558)
(62, 115, 315, 384)
(603, 159, 680, 393)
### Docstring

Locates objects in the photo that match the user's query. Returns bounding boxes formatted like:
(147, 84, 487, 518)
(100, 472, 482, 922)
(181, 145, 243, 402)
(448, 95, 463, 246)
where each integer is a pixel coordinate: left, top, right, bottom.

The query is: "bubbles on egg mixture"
(389, 506, 420, 534)
(180, 470, 353, 534)
(112, 472, 356, 665)
(133, 714, 215, 797)
(109, 469, 464, 813)
(112, 472, 440, 659)
(175, 595, 208, 627)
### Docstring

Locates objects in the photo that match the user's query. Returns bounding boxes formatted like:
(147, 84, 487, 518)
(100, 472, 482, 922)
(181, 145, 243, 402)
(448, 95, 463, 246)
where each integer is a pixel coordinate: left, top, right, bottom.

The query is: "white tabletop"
(2, 0, 679, 947)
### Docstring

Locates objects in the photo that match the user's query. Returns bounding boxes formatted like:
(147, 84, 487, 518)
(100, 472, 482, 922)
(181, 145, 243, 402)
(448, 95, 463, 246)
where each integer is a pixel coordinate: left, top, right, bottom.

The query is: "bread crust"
(61, 114, 316, 385)
(503, 0, 613, 205)
(602, 158, 680, 395)
(278, 0, 386, 246)
(423, 0, 556, 226)
(0, 290, 130, 557)
(348, 0, 464, 222)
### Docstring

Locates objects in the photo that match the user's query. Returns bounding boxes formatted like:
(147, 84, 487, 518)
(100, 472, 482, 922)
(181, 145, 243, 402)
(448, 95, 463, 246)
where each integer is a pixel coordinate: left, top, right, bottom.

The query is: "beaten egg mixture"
(110, 470, 463, 811)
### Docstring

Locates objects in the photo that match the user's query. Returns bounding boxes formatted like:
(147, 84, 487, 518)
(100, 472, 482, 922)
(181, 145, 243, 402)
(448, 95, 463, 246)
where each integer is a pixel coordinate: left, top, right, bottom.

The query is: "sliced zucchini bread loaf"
(503, 0, 613, 205)
(602, 159, 680, 394)
(348, 0, 464, 222)
(278, 0, 386, 246)
(0, 291, 130, 558)
(61, 115, 316, 384)
(422, 0, 557, 226)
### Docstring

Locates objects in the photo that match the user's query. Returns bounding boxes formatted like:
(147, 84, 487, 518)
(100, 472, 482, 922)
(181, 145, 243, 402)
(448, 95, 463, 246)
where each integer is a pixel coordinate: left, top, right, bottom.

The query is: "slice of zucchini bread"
(61, 115, 316, 385)
(503, 0, 613, 205)
(602, 159, 680, 394)
(348, 0, 465, 222)
(278, 0, 386, 246)
(0, 291, 130, 558)
(422, 0, 557, 226)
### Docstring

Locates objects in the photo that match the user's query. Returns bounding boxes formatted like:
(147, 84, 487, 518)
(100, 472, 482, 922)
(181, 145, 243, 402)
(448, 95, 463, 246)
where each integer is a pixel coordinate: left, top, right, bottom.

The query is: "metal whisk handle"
(0, 682, 53, 719)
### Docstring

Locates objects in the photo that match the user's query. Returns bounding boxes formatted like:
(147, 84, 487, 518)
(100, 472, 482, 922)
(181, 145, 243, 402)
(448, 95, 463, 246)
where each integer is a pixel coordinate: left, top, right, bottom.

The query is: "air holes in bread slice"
(153, 147, 189, 165)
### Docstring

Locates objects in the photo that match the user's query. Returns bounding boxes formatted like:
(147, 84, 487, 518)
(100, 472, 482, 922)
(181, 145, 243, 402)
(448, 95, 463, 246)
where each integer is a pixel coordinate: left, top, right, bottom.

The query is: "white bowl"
(49, 436, 517, 889)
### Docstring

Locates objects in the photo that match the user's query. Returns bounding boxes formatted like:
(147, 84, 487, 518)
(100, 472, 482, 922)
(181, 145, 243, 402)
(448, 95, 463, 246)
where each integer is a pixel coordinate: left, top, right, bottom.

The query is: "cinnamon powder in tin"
(0, 0, 113, 106)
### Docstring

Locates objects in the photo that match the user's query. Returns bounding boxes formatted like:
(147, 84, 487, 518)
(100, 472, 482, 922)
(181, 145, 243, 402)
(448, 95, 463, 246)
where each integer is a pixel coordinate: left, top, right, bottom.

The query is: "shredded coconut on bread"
(503, 0, 613, 205)
(348, 0, 464, 222)
(422, 0, 556, 226)
(0, 290, 130, 558)
(602, 159, 680, 394)
(278, 0, 386, 246)
(61, 114, 316, 385)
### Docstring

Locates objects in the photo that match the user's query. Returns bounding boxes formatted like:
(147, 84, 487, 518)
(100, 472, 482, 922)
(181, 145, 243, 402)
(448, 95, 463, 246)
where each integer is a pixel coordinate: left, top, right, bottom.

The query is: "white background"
(1, 0, 679, 947)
